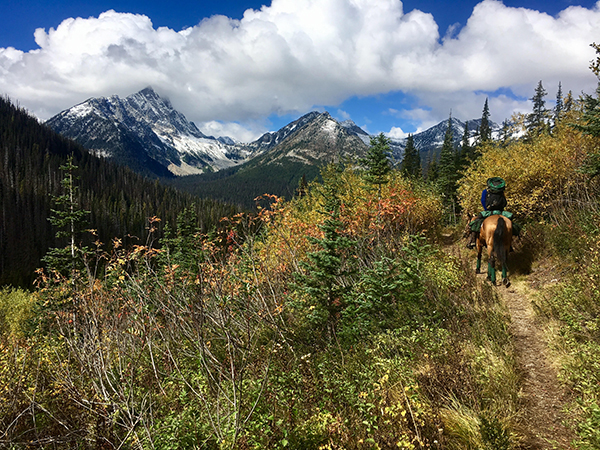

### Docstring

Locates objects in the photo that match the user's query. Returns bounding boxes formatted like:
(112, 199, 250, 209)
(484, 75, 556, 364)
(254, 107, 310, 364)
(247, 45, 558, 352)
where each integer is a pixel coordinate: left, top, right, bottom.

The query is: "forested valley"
(0, 96, 238, 287)
(2, 50, 600, 449)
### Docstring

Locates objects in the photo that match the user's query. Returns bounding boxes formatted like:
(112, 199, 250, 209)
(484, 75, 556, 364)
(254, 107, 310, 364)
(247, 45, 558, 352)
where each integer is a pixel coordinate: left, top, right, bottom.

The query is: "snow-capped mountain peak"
(46, 87, 247, 177)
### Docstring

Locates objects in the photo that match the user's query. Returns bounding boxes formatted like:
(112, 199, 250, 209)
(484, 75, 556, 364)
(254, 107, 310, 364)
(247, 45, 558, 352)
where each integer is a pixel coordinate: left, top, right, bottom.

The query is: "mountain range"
(46, 87, 499, 207)
(46, 87, 497, 175)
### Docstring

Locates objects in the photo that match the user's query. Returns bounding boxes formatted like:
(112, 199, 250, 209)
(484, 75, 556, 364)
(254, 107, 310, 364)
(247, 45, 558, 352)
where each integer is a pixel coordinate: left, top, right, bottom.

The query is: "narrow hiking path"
(447, 233, 577, 449)
(497, 277, 575, 449)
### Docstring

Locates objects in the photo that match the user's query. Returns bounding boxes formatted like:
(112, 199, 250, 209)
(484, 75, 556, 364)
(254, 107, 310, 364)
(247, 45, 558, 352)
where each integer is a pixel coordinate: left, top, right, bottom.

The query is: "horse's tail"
(493, 216, 508, 265)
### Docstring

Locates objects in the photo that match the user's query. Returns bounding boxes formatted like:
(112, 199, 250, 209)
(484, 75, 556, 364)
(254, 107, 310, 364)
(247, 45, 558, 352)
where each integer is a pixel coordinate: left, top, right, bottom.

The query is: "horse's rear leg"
(487, 255, 496, 284)
(502, 263, 510, 288)
(487, 262, 496, 284)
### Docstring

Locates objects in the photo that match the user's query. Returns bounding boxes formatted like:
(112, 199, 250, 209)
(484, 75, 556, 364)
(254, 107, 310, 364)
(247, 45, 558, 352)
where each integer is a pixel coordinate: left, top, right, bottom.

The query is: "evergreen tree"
(361, 133, 392, 197)
(526, 80, 550, 136)
(554, 81, 564, 127)
(479, 98, 492, 143)
(161, 207, 202, 273)
(577, 83, 600, 137)
(295, 174, 309, 197)
(574, 83, 600, 177)
(564, 90, 574, 112)
(437, 115, 458, 206)
(572, 44, 600, 177)
(400, 134, 421, 178)
(590, 42, 600, 77)
(361, 133, 393, 239)
(296, 164, 356, 338)
(426, 154, 439, 182)
(42, 156, 90, 278)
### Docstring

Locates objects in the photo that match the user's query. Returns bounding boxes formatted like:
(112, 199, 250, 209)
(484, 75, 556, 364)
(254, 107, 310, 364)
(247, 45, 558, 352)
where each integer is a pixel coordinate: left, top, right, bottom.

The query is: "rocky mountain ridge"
(46, 87, 249, 177)
(46, 87, 498, 179)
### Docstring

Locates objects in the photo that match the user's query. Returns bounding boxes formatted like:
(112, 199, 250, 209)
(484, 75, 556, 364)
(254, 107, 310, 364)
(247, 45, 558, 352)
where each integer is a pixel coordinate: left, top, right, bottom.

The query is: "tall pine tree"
(479, 98, 492, 144)
(554, 81, 564, 127)
(438, 115, 458, 208)
(361, 133, 392, 199)
(573, 44, 600, 177)
(401, 134, 421, 178)
(564, 90, 574, 113)
(499, 119, 511, 147)
(42, 156, 90, 279)
(526, 80, 550, 136)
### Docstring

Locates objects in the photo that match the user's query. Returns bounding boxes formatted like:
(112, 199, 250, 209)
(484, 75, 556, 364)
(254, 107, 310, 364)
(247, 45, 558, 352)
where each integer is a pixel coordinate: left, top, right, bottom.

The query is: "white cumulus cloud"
(1, 0, 599, 141)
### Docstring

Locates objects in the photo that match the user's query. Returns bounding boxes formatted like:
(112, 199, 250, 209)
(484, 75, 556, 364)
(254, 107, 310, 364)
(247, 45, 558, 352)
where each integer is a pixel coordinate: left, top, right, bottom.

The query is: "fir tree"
(554, 81, 564, 127)
(361, 133, 393, 239)
(361, 133, 392, 197)
(295, 174, 308, 197)
(426, 154, 439, 182)
(574, 83, 600, 177)
(42, 156, 90, 278)
(590, 42, 600, 77)
(499, 119, 511, 147)
(296, 164, 356, 338)
(580, 84, 600, 138)
(401, 134, 421, 178)
(437, 115, 458, 208)
(526, 80, 550, 136)
(161, 207, 202, 273)
(564, 90, 574, 112)
(479, 98, 491, 143)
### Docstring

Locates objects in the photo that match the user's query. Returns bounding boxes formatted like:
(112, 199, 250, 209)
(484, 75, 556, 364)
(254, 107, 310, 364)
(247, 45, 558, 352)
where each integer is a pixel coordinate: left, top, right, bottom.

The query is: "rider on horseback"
(466, 177, 520, 249)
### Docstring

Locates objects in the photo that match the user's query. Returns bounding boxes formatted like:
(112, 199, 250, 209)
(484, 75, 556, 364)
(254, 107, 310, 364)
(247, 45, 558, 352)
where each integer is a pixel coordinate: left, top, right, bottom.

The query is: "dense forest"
(0, 96, 239, 286)
(167, 159, 320, 210)
(2, 48, 600, 449)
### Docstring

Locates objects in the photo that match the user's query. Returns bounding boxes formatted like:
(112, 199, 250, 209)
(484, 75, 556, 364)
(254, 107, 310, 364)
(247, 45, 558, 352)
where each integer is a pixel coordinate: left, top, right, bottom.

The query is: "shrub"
(0, 287, 35, 340)
(458, 119, 595, 220)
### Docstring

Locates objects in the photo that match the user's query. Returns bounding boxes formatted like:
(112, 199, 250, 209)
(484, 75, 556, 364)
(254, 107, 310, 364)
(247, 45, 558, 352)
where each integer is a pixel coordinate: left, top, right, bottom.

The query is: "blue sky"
(1, 0, 599, 141)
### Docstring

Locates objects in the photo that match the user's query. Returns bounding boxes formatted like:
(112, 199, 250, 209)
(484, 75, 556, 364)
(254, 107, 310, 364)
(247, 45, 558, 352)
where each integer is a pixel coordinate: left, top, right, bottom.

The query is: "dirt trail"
(495, 278, 575, 449)
(446, 233, 576, 448)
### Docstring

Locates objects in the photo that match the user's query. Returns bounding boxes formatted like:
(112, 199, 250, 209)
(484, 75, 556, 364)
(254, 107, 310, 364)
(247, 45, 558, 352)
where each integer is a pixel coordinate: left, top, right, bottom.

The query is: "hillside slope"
(0, 97, 237, 286)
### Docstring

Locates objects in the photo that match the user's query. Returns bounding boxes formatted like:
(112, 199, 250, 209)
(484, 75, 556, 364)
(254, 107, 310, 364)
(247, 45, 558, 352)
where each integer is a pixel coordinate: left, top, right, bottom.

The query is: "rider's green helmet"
(486, 177, 506, 194)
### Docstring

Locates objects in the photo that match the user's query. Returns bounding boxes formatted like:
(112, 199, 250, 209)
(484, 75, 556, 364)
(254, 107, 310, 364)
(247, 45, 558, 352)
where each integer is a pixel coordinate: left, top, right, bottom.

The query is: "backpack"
(486, 191, 507, 211)
(486, 177, 506, 194)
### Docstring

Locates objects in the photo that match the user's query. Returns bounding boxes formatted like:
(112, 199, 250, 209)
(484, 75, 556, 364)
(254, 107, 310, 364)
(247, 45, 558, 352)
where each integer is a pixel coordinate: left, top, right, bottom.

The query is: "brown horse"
(476, 214, 513, 287)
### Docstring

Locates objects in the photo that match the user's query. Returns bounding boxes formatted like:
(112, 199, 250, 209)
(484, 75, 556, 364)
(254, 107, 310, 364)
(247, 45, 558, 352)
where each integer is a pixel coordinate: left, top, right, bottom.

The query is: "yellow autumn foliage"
(458, 117, 596, 219)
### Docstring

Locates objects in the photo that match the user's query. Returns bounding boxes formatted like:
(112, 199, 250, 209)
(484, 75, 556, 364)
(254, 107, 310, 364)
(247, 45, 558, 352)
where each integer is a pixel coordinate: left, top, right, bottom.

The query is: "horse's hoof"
(476, 268, 481, 274)
(503, 279, 511, 288)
